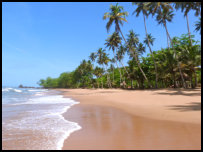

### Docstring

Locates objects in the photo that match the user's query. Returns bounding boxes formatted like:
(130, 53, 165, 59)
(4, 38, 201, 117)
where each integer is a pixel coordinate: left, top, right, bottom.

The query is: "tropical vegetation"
(38, 2, 201, 89)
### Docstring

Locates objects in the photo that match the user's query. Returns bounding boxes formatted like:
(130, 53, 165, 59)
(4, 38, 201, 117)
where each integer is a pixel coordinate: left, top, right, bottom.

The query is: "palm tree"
(103, 3, 128, 34)
(96, 48, 112, 88)
(146, 2, 173, 47)
(109, 63, 115, 87)
(195, 17, 201, 34)
(96, 48, 105, 88)
(126, 30, 150, 86)
(93, 66, 104, 88)
(102, 52, 112, 88)
(117, 45, 130, 78)
(174, 34, 201, 88)
(89, 52, 97, 63)
(174, 2, 197, 46)
(133, 2, 158, 88)
(155, 8, 187, 88)
(146, 2, 173, 15)
(143, 33, 158, 88)
(105, 32, 123, 87)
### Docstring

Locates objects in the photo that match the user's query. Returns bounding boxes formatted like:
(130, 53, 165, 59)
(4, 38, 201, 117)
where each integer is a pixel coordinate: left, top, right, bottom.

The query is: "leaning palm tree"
(156, 9, 187, 88)
(174, 2, 200, 46)
(146, 2, 173, 48)
(117, 45, 130, 79)
(194, 17, 201, 35)
(126, 30, 150, 86)
(105, 32, 123, 87)
(103, 3, 151, 86)
(109, 63, 115, 87)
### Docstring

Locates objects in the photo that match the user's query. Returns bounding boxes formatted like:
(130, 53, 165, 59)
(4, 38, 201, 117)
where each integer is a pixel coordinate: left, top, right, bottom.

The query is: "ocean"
(2, 87, 81, 150)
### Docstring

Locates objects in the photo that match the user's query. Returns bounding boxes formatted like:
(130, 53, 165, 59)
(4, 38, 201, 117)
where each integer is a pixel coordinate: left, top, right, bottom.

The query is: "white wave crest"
(2, 88, 22, 93)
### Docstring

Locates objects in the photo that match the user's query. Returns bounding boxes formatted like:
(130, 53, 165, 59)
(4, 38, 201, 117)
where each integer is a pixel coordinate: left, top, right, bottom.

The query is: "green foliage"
(38, 2, 201, 89)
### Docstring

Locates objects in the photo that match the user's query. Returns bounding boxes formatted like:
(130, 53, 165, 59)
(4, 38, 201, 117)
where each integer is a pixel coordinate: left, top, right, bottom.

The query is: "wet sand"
(59, 88, 201, 150)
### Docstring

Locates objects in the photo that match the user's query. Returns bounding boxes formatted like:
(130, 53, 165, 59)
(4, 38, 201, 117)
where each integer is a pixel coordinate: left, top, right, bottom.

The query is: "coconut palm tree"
(146, 2, 173, 15)
(144, 34, 155, 46)
(105, 32, 123, 87)
(143, 33, 158, 88)
(102, 52, 112, 88)
(96, 48, 105, 88)
(117, 45, 130, 78)
(173, 34, 201, 88)
(93, 66, 104, 88)
(89, 52, 97, 63)
(133, 2, 158, 88)
(109, 63, 115, 87)
(96, 48, 112, 88)
(174, 2, 196, 46)
(103, 3, 128, 34)
(195, 17, 201, 34)
(156, 8, 186, 88)
(103, 3, 152, 86)
(126, 30, 150, 86)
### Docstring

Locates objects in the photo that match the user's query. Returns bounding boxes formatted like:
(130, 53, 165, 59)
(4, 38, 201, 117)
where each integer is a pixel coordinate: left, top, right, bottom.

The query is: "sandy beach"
(58, 88, 201, 150)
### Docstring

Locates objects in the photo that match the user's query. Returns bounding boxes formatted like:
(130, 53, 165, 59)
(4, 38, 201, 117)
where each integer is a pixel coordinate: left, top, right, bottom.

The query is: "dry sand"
(59, 88, 201, 150)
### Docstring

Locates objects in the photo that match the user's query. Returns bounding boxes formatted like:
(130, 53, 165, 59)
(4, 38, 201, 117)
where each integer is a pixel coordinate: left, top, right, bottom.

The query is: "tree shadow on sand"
(167, 102, 201, 112)
(154, 88, 201, 97)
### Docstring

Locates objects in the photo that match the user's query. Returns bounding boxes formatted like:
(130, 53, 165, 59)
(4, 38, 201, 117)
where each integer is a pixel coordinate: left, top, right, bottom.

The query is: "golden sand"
(59, 88, 201, 150)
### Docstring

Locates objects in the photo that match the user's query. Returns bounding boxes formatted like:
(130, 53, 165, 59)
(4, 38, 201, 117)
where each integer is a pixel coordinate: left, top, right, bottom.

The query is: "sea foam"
(2, 89, 81, 150)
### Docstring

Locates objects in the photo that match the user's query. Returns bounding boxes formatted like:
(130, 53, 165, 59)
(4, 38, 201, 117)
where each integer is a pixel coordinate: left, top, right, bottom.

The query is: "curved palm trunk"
(121, 67, 126, 88)
(105, 65, 112, 88)
(186, 14, 193, 46)
(118, 27, 151, 87)
(164, 22, 187, 88)
(143, 14, 158, 88)
(120, 58, 130, 79)
(113, 49, 123, 87)
(103, 64, 111, 88)
(119, 59, 129, 89)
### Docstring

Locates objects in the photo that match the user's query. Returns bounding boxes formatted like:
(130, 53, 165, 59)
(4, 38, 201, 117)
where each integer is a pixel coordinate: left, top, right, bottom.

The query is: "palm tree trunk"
(164, 22, 187, 88)
(186, 14, 193, 46)
(105, 65, 112, 88)
(166, 29, 170, 48)
(173, 71, 176, 88)
(103, 64, 111, 88)
(113, 67, 114, 87)
(143, 14, 158, 88)
(120, 59, 130, 79)
(118, 27, 151, 87)
(131, 79, 133, 89)
(113, 49, 122, 87)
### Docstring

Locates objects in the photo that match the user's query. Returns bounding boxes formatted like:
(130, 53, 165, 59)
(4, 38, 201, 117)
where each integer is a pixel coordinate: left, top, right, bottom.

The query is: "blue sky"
(2, 2, 201, 87)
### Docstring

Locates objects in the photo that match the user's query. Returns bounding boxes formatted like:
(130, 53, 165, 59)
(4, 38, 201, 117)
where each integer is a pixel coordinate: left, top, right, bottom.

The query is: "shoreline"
(59, 88, 201, 150)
